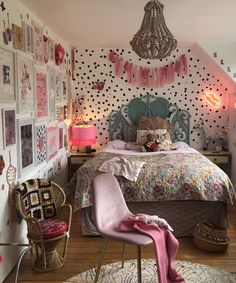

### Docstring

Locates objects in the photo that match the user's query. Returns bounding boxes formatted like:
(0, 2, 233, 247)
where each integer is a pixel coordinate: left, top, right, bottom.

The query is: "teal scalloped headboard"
(109, 94, 191, 144)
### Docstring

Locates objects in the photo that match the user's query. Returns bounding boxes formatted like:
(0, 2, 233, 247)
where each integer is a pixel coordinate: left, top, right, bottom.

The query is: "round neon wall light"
(204, 92, 221, 108)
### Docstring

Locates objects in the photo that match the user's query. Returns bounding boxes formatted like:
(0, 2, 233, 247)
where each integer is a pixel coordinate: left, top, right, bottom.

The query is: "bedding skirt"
(79, 200, 228, 237)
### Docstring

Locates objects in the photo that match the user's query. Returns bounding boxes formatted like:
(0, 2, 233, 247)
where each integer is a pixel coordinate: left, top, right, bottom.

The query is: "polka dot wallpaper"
(72, 47, 230, 150)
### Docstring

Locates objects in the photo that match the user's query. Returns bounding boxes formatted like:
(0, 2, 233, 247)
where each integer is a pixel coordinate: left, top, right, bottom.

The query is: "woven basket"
(193, 222, 230, 252)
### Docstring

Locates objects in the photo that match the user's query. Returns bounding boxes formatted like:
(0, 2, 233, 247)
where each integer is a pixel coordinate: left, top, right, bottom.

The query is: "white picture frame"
(2, 107, 16, 149)
(35, 66, 47, 121)
(55, 71, 62, 103)
(16, 53, 34, 114)
(35, 122, 47, 166)
(23, 22, 34, 54)
(0, 46, 15, 101)
(47, 125, 58, 161)
(33, 21, 44, 65)
(61, 74, 68, 102)
(17, 117, 35, 178)
(47, 65, 56, 121)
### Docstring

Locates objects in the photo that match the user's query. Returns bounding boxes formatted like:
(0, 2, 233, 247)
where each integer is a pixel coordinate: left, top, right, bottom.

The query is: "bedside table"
(199, 150, 231, 176)
(68, 151, 96, 181)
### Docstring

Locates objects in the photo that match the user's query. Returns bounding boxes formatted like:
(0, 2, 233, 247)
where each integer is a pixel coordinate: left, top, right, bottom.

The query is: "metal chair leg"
(137, 245, 142, 283)
(94, 238, 108, 283)
(0, 243, 31, 283)
(121, 243, 126, 268)
(14, 245, 32, 283)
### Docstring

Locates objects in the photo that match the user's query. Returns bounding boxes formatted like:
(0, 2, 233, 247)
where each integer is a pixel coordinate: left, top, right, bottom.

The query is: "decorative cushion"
(138, 116, 169, 130)
(17, 179, 56, 221)
(123, 124, 138, 142)
(39, 218, 68, 239)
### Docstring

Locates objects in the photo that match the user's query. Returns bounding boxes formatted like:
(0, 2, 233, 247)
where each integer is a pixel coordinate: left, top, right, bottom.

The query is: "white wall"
(0, 1, 71, 281)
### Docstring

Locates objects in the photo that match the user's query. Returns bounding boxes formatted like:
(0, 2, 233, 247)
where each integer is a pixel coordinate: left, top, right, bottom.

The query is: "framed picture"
(35, 67, 47, 120)
(17, 118, 35, 178)
(58, 123, 64, 149)
(47, 66, 55, 121)
(47, 125, 58, 161)
(33, 21, 44, 65)
(43, 35, 49, 64)
(48, 37, 55, 62)
(61, 74, 68, 102)
(23, 22, 34, 54)
(55, 71, 62, 103)
(2, 107, 16, 149)
(35, 123, 47, 166)
(12, 23, 24, 51)
(16, 54, 34, 113)
(0, 47, 15, 101)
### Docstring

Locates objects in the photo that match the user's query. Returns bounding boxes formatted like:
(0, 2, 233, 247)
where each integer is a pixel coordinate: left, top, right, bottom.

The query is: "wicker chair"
(15, 178, 72, 272)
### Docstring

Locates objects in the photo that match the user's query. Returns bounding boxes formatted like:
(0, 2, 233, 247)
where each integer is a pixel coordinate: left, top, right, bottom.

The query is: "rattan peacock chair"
(15, 178, 72, 272)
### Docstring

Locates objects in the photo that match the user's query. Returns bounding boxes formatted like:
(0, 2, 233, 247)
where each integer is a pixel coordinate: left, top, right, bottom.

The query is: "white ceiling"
(19, 0, 236, 47)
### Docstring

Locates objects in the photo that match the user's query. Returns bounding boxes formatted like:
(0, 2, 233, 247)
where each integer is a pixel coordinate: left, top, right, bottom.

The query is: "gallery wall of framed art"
(0, 1, 72, 281)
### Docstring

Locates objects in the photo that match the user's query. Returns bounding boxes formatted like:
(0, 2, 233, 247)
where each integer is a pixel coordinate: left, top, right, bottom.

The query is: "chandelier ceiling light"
(130, 0, 177, 60)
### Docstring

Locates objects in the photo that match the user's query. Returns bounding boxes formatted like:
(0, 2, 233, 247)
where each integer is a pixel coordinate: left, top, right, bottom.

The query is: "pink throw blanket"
(119, 215, 185, 283)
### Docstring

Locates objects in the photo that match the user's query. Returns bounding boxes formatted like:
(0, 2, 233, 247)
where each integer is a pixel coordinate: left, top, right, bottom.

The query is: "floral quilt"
(71, 152, 235, 211)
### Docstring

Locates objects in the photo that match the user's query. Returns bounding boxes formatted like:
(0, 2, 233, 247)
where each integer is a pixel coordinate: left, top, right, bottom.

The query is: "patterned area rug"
(64, 259, 236, 283)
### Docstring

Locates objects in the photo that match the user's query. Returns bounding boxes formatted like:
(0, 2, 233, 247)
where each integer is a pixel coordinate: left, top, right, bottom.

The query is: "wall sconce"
(204, 92, 221, 109)
(130, 0, 177, 60)
(71, 125, 96, 153)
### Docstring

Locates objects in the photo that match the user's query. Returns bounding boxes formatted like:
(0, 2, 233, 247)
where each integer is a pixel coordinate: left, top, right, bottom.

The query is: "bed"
(69, 94, 235, 237)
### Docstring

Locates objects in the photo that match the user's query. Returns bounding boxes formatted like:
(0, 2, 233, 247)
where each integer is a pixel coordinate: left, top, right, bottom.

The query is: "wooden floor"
(5, 205, 236, 283)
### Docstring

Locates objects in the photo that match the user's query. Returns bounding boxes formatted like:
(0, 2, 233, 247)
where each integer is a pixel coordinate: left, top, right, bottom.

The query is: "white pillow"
(172, 141, 190, 149)
(106, 140, 127, 150)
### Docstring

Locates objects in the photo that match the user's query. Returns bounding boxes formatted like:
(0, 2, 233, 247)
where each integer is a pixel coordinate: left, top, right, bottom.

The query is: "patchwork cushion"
(39, 218, 68, 239)
(17, 178, 56, 220)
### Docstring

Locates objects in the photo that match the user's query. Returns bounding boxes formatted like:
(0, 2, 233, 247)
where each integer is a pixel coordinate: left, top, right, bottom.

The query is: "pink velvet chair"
(92, 173, 153, 283)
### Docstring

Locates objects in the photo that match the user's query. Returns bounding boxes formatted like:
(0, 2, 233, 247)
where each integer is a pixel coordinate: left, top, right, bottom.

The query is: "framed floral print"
(0, 47, 15, 101)
(23, 22, 34, 54)
(47, 66, 55, 121)
(35, 67, 47, 120)
(2, 107, 16, 149)
(35, 123, 47, 166)
(16, 54, 34, 113)
(17, 118, 35, 178)
(33, 21, 44, 65)
(47, 125, 58, 161)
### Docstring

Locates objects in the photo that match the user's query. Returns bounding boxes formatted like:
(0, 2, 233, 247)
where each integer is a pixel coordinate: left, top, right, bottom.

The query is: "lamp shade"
(71, 125, 96, 146)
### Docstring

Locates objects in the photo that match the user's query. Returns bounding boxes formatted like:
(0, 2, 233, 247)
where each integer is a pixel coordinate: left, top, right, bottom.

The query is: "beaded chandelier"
(130, 0, 177, 60)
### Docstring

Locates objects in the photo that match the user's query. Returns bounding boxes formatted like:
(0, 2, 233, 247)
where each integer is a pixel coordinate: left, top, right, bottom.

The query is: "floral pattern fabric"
(73, 152, 235, 212)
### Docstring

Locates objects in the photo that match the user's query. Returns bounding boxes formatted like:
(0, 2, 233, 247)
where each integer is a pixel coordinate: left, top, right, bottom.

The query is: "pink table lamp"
(71, 125, 96, 153)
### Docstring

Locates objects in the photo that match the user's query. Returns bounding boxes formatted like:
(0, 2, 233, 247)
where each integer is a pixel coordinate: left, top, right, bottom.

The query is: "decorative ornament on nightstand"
(71, 124, 96, 153)
(193, 118, 228, 151)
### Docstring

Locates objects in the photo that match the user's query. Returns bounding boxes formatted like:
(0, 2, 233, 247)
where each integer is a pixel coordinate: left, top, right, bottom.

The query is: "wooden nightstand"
(199, 150, 231, 176)
(67, 151, 96, 181)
